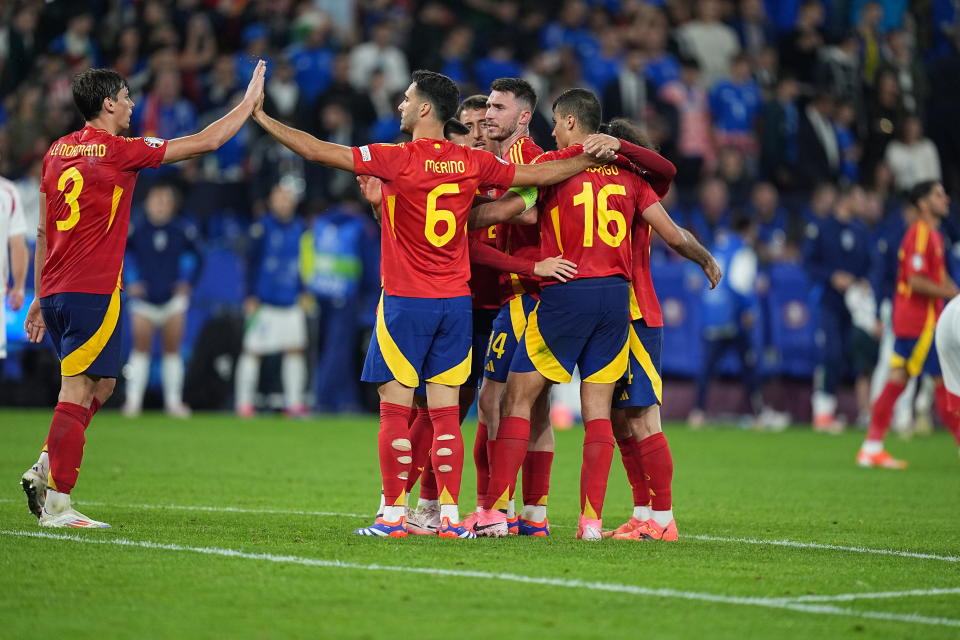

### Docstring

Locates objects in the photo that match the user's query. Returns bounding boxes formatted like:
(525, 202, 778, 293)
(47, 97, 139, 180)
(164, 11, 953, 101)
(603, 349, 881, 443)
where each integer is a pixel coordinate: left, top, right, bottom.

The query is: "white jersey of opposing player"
(0, 175, 27, 359)
(935, 296, 960, 403)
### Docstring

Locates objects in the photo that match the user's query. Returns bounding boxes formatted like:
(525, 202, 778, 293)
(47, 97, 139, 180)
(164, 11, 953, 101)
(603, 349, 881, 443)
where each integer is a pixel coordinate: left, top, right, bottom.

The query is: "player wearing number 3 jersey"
(252, 69, 605, 538)
(19, 62, 268, 529)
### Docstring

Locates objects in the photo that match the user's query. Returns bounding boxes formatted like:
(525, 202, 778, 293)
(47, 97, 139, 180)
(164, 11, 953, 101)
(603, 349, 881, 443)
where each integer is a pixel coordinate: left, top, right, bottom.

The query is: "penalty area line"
(2, 529, 959, 630)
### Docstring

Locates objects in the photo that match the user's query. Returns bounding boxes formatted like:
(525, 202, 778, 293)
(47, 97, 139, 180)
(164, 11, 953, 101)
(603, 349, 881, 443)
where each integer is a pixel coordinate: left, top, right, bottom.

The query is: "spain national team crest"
(143, 137, 164, 148)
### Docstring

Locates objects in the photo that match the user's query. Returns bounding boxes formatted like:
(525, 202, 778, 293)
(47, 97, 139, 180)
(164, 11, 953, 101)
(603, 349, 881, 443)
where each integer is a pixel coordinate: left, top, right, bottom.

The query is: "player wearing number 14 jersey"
(252, 69, 602, 538)
(20, 63, 267, 528)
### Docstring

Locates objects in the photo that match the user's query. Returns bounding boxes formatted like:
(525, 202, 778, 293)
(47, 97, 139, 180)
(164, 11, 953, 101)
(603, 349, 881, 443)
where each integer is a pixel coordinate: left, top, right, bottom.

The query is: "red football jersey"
(893, 219, 947, 337)
(629, 219, 664, 326)
(40, 126, 167, 296)
(352, 138, 516, 298)
(495, 136, 543, 304)
(537, 153, 658, 289)
(469, 225, 502, 310)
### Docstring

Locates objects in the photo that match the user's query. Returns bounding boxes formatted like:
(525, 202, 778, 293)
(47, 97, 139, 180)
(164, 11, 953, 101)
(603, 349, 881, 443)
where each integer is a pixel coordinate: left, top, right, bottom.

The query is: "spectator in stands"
(676, 0, 741, 86)
(797, 92, 841, 188)
(883, 29, 927, 115)
(834, 100, 861, 184)
(583, 30, 623, 94)
(716, 147, 752, 207)
(7, 85, 49, 171)
(861, 67, 905, 180)
(201, 55, 241, 116)
(855, 1, 885, 86)
(286, 18, 336, 105)
(883, 115, 942, 194)
(236, 181, 309, 418)
(349, 21, 410, 94)
(803, 185, 872, 432)
(0, 4, 40, 95)
(110, 27, 149, 92)
(474, 39, 525, 91)
(235, 23, 272, 88)
(660, 57, 713, 186)
(263, 58, 306, 124)
(312, 54, 377, 137)
(638, 9, 681, 93)
(133, 68, 198, 141)
(301, 202, 380, 413)
(709, 53, 762, 169)
(816, 32, 861, 108)
(690, 213, 766, 428)
(435, 26, 474, 87)
(179, 11, 218, 90)
(750, 182, 789, 261)
(48, 13, 99, 69)
(123, 183, 201, 419)
(541, 0, 597, 60)
(733, 0, 776, 57)
(760, 74, 800, 188)
(603, 48, 647, 125)
(752, 45, 780, 97)
(778, 0, 824, 88)
(688, 178, 731, 247)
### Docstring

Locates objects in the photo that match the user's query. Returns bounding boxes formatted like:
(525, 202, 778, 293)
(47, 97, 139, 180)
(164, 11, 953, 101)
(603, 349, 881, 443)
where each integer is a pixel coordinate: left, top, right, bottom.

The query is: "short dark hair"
(730, 209, 754, 233)
(601, 118, 657, 151)
(909, 180, 940, 206)
(490, 77, 537, 111)
(552, 88, 602, 133)
(73, 68, 128, 121)
(457, 94, 488, 118)
(411, 69, 460, 123)
(443, 118, 470, 140)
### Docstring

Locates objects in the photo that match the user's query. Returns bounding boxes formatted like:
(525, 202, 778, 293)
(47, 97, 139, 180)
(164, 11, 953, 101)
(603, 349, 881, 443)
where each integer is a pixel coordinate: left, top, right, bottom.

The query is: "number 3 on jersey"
(56, 167, 84, 231)
(425, 183, 460, 247)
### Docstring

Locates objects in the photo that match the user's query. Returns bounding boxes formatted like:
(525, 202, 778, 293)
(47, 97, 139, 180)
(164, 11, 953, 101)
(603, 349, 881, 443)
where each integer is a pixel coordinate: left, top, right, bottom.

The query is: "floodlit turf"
(2, 409, 959, 639)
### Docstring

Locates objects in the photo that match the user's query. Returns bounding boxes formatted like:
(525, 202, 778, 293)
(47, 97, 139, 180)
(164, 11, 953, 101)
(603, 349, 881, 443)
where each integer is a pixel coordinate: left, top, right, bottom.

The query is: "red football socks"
(484, 416, 530, 510)
(474, 422, 490, 505)
(522, 450, 553, 508)
(429, 406, 463, 505)
(617, 437, 650, 507)
(934, 382, 960, 445)
(419, 460, 438, 501)
(83, 397, 102, 430)
(638, 432, 673, 511)
(377, 402, 413, 507)
(867, 380, 907, 442)
(403, 407, 434, 494)
(581, 419, 614, 519)
(45, 402, 89, 494)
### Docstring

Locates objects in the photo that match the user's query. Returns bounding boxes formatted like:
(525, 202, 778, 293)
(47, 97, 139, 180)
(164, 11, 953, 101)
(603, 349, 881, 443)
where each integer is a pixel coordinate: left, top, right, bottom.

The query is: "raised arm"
(582, 134, 676, 197)
(162, 60, 266, 164)
(511, 152, 601, 187)
(641, 201, 721, 289)
(252, 102, 354, 171)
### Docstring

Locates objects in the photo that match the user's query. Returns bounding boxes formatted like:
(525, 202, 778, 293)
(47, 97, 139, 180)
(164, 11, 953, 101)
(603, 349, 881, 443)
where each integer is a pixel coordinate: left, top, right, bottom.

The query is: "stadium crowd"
(3, 0, 960, 427)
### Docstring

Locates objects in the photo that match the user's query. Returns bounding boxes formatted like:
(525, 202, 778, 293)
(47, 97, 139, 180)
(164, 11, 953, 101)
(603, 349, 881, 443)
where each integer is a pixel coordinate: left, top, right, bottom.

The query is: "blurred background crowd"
(2, 0, 960, 429)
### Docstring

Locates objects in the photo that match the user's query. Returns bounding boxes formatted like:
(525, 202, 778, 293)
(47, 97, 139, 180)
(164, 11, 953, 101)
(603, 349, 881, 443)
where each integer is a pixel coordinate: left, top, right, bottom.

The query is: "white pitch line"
(3, 498, 959, 564)
(3, 529, 960, 630)
(777, 587, 960, 604)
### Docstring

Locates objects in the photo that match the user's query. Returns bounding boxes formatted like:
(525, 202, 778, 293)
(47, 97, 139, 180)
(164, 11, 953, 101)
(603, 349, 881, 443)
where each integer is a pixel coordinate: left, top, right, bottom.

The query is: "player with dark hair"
(470, 89, 718, 539)
(19, 62, 266, 528)
(859, 181, 960, 468)
(253, 69, 606, 537)
(580, 118, 720, 542)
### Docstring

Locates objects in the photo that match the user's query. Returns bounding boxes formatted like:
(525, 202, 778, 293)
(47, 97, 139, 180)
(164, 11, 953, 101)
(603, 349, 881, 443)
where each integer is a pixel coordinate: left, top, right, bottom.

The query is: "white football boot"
(39, 491, 111, 529)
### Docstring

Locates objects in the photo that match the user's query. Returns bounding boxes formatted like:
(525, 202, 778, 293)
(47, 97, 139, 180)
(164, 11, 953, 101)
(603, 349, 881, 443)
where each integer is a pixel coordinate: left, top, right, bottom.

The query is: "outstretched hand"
(582, 133, 620, 161)
(702, 256, 722, 290)
(534, 255, 578, 283)
(356, 175, 383, 208)
(244, 59, 267, 114)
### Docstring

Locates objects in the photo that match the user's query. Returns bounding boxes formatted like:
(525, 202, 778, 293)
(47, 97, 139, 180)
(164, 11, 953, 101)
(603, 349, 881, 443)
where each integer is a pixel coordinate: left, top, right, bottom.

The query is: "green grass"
(1, 409, 959, 639)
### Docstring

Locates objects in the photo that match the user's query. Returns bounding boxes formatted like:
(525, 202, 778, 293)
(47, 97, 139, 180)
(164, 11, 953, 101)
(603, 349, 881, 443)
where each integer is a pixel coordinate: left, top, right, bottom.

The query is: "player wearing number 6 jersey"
(19, 62, 267, 528)
(252, 69, 605, 538)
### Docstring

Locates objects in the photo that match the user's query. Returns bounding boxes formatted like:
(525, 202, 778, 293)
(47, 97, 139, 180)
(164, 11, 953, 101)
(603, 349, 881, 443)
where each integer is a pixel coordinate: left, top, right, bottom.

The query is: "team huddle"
(16, 60, 722, 537)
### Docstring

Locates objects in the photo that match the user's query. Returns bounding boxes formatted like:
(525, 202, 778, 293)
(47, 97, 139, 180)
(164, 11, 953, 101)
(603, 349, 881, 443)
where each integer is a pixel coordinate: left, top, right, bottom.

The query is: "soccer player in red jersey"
(475, 78, 553, 534)
(19, 62, 266, 528)
(469, 89, 672, 539)
(253, 70, 603, 537)
(859, 181, 959, 469)
(581, 120, 720, 542)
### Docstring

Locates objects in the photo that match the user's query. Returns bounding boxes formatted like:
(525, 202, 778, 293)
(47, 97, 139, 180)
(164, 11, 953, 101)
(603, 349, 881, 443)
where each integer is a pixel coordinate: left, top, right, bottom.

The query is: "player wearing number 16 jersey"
(252, 69, 602, 538)
(19, 63, 267, 528)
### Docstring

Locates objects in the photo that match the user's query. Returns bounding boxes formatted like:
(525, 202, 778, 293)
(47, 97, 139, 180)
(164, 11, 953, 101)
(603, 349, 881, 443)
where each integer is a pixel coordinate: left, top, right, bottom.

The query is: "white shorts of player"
(243, 303, 307, 354)
(130, 294, 190, 326)
(935, 296, 960, 398)
(0, 299, 7, 359)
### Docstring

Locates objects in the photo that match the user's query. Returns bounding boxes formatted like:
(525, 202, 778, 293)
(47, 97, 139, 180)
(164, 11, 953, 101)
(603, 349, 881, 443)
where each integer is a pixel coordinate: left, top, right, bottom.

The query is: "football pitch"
(1, 409, 958, 639)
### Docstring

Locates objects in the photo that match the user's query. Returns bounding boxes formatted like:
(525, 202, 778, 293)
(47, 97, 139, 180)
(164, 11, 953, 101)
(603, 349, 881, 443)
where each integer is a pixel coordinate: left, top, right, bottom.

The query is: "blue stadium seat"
(653, 262, 703, 378)
(765, 262, 818, 377)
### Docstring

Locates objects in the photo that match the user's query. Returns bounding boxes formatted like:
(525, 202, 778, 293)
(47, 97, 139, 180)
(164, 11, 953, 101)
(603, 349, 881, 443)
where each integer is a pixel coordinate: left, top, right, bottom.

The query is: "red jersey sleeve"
(113, 136, 168, 171)
(635, 177, 659, 213)
(471, 148, 515, 189)
(352, 143, 406, 181)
